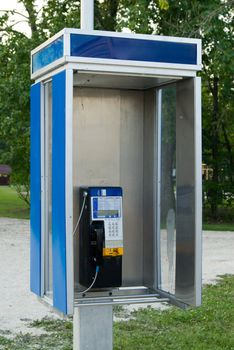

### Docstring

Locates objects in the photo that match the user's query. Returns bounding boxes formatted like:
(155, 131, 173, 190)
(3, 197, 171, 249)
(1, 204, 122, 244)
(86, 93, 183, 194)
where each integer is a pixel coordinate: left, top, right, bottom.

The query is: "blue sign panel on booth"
(32, 36, 64, 73)
(70, 34, 197, 65)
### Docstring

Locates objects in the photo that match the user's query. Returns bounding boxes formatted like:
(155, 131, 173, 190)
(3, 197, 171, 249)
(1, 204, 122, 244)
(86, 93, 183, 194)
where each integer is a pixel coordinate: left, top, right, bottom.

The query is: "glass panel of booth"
(158, 86, 177, 295)
(156, 78, 201, 306)
(43, 81, 53, 298)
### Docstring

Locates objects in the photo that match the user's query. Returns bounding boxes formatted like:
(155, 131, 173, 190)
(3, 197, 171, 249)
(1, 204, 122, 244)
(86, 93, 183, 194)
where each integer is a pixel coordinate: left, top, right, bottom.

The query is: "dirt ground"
(0, 218, 233, 335)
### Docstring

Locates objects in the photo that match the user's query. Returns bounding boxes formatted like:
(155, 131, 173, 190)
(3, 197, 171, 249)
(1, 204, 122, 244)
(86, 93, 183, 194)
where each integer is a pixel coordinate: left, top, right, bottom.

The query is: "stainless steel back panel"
(119, 90, 144, 285)
(73, 87, 147, 287)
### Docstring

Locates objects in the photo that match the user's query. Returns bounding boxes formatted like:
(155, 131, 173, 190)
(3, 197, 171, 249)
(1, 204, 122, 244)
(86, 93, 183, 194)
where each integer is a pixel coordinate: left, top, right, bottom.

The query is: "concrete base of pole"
(73, 305, 113, 350)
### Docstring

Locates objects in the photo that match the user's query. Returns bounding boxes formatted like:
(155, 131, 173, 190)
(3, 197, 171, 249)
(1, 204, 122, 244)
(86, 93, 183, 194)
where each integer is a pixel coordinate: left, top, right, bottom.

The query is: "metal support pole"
(73, 305, 113, 350)
(81, 0, 94, 31)
(75, 2, 115, 348)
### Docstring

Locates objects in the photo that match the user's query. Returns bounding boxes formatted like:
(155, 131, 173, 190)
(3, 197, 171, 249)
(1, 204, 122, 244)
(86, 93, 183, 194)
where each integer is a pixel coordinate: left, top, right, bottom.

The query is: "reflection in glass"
(159, 86, 176, 294)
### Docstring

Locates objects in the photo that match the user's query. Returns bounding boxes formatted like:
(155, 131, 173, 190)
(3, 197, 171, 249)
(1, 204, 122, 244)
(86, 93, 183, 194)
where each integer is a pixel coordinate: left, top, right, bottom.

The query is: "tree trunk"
(20, 0, 38, 36)
(95, 0, 119, 31)
(222, 121, 234, 182)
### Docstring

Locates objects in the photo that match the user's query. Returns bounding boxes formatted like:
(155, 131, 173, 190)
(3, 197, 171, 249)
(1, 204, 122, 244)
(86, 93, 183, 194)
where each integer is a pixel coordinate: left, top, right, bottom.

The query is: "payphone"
(79, 187, 123, 289)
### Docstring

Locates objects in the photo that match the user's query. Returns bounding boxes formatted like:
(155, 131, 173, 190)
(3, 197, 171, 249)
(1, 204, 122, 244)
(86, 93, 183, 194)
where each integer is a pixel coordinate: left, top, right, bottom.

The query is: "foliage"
(40, 0, 80, 36)
(200, 1, 234, 218)
(203, 204, 234, 225)
(0, 275, 233, 349)
(0, 29, 31, 205)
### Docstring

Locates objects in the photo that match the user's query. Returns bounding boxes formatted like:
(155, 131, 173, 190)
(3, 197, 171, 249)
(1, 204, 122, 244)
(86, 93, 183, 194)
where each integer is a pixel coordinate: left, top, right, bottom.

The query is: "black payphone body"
(79, 187, 123, 289)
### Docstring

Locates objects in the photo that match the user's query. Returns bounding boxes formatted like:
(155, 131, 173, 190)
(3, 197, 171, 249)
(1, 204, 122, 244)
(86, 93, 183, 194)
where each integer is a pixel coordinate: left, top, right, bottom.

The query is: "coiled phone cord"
(81, 266, 100, 294)
(73, 191, 88, 236)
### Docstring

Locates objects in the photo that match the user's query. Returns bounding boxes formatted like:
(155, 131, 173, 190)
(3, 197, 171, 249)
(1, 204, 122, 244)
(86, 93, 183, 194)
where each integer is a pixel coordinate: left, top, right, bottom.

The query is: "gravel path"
(0, 218, 233, 335)
(0, 218, 59, 336)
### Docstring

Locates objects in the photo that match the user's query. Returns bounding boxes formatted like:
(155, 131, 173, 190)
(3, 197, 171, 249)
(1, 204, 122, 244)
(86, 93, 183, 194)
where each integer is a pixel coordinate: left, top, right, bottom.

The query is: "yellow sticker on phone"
(103, 247, 123, 257)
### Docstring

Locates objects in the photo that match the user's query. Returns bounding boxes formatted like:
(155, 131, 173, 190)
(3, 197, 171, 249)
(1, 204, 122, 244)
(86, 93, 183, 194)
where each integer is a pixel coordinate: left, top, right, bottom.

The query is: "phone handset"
(90, 221, 105, 266)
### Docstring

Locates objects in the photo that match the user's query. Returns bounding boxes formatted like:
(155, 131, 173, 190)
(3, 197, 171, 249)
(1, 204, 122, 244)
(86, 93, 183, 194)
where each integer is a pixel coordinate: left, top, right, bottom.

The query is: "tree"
(201, 2, 234, 219)
(0, 31, 31, 204)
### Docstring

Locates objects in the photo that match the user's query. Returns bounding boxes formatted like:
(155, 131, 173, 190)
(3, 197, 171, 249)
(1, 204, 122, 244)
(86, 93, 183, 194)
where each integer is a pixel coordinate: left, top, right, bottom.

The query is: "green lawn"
(114, 275, 234, 350)
(0, 186, 29, 219)
(0, 275, 233, 349)
(203, 207, 234, 231)
(203, 223, 234, 231)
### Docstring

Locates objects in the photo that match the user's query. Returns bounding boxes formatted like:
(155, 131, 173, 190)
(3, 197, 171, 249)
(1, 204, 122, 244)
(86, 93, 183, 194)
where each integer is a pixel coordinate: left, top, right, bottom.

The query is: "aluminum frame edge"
(194, 76, 202, 306)
(65, 69, 74, 315)
(40, 82, 45, 297)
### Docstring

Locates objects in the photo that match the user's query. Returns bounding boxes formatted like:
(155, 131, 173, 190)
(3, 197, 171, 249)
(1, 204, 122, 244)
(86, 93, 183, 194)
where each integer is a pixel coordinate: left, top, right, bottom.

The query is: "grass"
(203, 223, 234, 231)
(0, 186, 29, 219)
(0, 275, 233, 350)
(114, 275, 234, 349)
(203, 207, 234, 230)
(0, 319, 73, 350)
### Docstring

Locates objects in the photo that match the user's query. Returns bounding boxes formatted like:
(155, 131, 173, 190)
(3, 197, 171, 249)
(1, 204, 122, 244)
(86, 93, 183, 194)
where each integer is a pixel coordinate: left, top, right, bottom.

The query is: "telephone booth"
(30, 28, 202, 316)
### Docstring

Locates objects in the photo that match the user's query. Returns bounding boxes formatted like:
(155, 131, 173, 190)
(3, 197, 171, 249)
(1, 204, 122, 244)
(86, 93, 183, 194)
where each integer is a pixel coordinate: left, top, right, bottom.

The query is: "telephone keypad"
(106, 219, 121, 239)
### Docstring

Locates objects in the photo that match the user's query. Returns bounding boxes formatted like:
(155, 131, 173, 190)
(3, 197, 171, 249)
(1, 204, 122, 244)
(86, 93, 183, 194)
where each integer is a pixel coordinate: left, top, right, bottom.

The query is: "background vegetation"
(0, 0, 233, 224)
(0, 186, 29, 219)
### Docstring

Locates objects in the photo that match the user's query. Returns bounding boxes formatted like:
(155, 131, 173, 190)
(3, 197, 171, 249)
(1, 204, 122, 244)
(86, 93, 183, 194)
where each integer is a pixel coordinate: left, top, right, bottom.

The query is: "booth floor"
(0, 217, 233, 335)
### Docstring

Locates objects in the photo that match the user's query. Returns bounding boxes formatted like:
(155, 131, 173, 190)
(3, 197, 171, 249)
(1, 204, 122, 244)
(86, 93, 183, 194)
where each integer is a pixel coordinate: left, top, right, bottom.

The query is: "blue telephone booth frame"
(30, 29, 202, 315)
